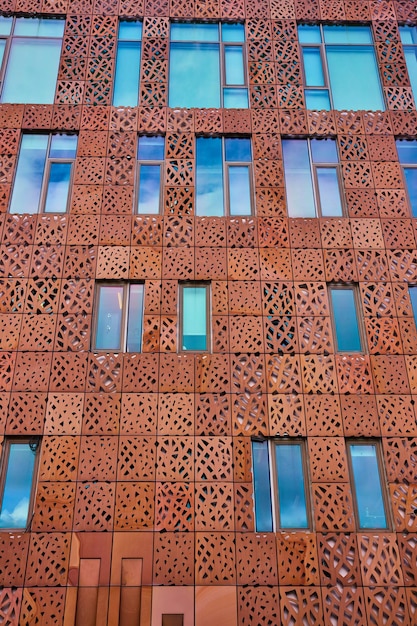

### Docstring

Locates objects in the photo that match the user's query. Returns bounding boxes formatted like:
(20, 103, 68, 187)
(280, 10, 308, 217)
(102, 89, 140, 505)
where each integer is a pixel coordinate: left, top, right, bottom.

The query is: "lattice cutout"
(115, 482, 154, 530)
(20, 588, 65, 626)
(73, 481, 115, 531)
(117, 436, 156, 480)
(313, 484, 355, 532)
(155, 481, 194, 531)
(279, 587, 324, 625)
(25, 533, 70, 586)
(0, 588, 22, 625)
(196, 533, 236, 584)
(359, 534, 403, 586)
(153, 533, 194, 584)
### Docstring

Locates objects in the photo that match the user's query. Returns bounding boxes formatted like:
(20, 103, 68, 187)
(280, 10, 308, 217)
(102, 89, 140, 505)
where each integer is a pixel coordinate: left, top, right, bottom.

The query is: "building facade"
(0, 0, 417, 624)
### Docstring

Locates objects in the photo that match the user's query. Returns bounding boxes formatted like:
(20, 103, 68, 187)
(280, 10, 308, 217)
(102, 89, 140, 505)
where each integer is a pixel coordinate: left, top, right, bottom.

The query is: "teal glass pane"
(171, 23, 219, 42)
(302, 47, 325, 86)
(0, 17, 12, 36)
(113, 41, 141, 106)
(138, 165, 161, 214)
(305, 89, 331, 110)
(298, 24, 321, 43)
(409, 287, 417, 325)
(9, 134, 48, 214)
(0, 443, 36, 529)
(44, 162, 72, 213)
(252, 441, 273, 532)
(224, 46, 244, 84)
(282, 139, 316, 217)
(182, 286, 207, 351)
(126, 284, 144, 352)
(118, 21, 142, 41)
(311, 138, 338, 163)
(404, 168, 417, 216)
(316, 167, 343, 216)
(222, 23, 244, 42)
(323, 25, 373, 44)
(95, 285, 124, 350)
(326, 46, 384, 110)
(0, 40, 6, 69)
(396, 140, 417, 164)
(275, 444, 308, 529)
(14, 17, 64, 37)
(225, 137, 251, 162)
(229, 166, 251, 215)
(404, 48, 417, 105)
(49, 134, 77, 159)
(350, 444, 387, 529)
(330, 288, 362, 351)
(169, 42, 220, 108)
(223, 88, 249, 108)
(400, 26, 417, 45)
(2, 38, 61, 104)
(196, 138, 224, 216)
(138, 136, 164, 160)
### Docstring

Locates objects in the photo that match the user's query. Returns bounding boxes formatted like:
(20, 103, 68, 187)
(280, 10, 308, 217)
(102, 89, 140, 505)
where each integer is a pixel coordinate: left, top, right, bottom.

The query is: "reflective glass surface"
(409, 286, 417, 324)
(222, 23, 245, 42)
(225, 137, 251, 162)
(44, 162, 72, 213)
(275, 444, 308, 529)
(303, 47, 325, 86)
(118, 20, 142, 41)
(0, 16, 13, 36)
(113, 41, 141, 106)
(350, 444, 387, 529)
(182, 286, 207, 351)
(138, 136, 165, 161)
(126, 284, 144, 352)
(224, 46, 245, 84)
(0, 443, 36, 529)
(298, 25, 321, 43)
(404, 48, 417, 100)
(282, 139, 315, 217)
(95, 285, 124, 350)
(397, 139, 417, 164)
(323, 25, 373, 44)
(228, 166, 251, 215)
(316, 167, 343, 216)
(138, 165, 161, 214)
(223, 88, 248, 108)
(311, 138, 338, 163)
(49, 134, 77, 159)
(252, 441, 273, 532)
(330, 287, 362, 352)
(14, 17, 64, 37)
(10, 134, 48, 214)
(305, 89, 331, 110)
(404, 168, 417, 216)
(169, 42, 220, 108)
(196, 138, 224, 216)
(171, 22, 219, 42)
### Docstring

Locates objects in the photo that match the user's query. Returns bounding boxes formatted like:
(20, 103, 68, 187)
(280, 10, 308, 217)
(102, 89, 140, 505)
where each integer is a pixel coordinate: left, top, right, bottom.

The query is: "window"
(298, 24, 384, 111)
(93, 283, 144, 352)
(169, 23, 248, 108)
(396, 139, 417, 217)
(9, 134, 77, 215)
(347, 441, 389, 529)
(252, 439, 310, 532)
(410, 286, 417, 326)
(136, 136, 165, 214)
(282, 137, 344, 217)
(400, 26, 417, 103)
(0, 16, 64, 104)
(113, 21, 142, 106)
(0, 438, 40, 529)
(329, 285, 363, 352)
(179, 283, 210, 351)
(196, 137, 253, 216)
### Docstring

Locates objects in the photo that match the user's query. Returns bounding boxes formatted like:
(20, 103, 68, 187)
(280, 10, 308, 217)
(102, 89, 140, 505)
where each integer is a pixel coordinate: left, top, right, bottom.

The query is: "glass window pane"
(196, 138, 224, 216)
(330, 288, 362, 351)
(282, 139, 316, 217)
(0, 39, 6, 68)
(350, 444, 387, 529)
(298, 25, 322, 43)
(316, 167, 343, 216)
(113, 41, 141, 106)
(169, 43, 220, 108)
(305, 89, 331, 110)
(126, 284, 144, 352)
(404, 167, 417, 216)
(311, 138, 338, 163)
(10, 134, 48, 214)
(171, 23, 219, 42)
(223, 88, 249, 108)
(229, 166, 251, 215)
(303, 47, 325, 86)
(0, 17, 13, 36)
(95, 285, 124, 350)
(400, 26, 417, 45)
(49, 134, 77, 159)
(404, 48, 417, 99)
(138, 165, 161, 214)
(138, 136, 165, 160)
(118, 21, 142, 41)
(409, 287, 417, 324)
(44, 162, 72, 213)
(225, 138, 251, 162)
(397, 140, 417, 164)
(323, 25, 373, 44)
(275, 444, 308, 529)
(222, 23, 244, 42)
(182, 286, 207, 351)
(2, 38, 61, 104)
(224, 46, 244, 84)
(14, 17, 64, 37)
(252, 441, 273, 532)
(0, 443, 36, 529)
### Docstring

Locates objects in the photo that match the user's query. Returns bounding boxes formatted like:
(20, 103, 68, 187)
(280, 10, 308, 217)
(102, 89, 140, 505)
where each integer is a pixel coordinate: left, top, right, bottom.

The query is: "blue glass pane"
(252, 441, 273, 532)
(182, 287, 207, 351)
(196, 138, 224, 216)
(113, 41, 141, 106)
(171, 23, 219, 42)
(400, 26, 417, 45)
(0, 443, 36, 529)
(223, 88, 249, 108)
(169, 42, 220, 108)
(396, 140, 417, 164)
(49, 134, 77, 159)
(225, 137, 251, 162)
(409, 287, 417, 324)
(326, 46, 384, 111)
(303, 47, 325, 86)
(330, 288, 362, 351)
(9, 134, 48, 214)
(275, 444, 308, 529)
(298, 25, 321, 43)
(14, 17, 64, 37)
(0, 17, 13, 36)
(2, 38, 61, 104)
(138, 136, 165, 160)
(0, 40, 6, 69)
(305, 89, 331, 110)
(224, 46, 244, 84)
(323, 25, 373, 44)
(138, 165, 161, 214)
(403, 49, 417, 108)
(126, 284, 144, 352)
(44, 162, 72, 213)
(95, 285, 124, 350)
(118, 21, 142, 41)
(229, 166, 251, 215)
(222, 23, 245, 42)
(316, 167, 343, 216)
(282, 139, 316, 217)
(311, 138, 338, 163)
(404, 168, 417, 216)
(350, 444, 387, 529)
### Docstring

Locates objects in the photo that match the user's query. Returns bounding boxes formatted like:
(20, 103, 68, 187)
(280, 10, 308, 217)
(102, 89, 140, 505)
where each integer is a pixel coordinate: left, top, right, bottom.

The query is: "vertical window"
(169, 23, 248, 108)
(136, 136, 165, 214)
(282, 138, 344, 217)
(9, 134, 77, 215)
(0, 439, 40, 529)
(329, 285, 363, 352)
(298, 24, 384, 111)
(179, 283, 210, 352)
(252, 439, 310, 532)
(396, 139, 417, 217)
(410, 286, 417, 326)
(196, 137, 253, 216)
(93, 283, 144, 352)
(113, 21, 142, 106)
(400, 26, 417, 103)
(0, 17, 64, 104)
(347, 441, 389, 529)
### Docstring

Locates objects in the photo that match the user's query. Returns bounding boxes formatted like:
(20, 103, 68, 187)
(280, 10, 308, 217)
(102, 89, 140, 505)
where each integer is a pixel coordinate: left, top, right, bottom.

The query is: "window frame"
(92, 281, 145, 353)
(112, 19, 143, 107)
(178, 282, 211, 353)
(328, 283, 365, 353)
(399, 26, 417, 105)
(396, 138, 417, 217)
(134, 135, 165, 215)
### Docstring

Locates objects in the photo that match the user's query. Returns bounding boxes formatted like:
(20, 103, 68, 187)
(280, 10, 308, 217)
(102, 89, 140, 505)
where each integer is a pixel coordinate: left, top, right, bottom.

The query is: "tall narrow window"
(196, 137, 253, 216)
(410, 286, 417, 326)
(400, 26, 417, 104)
(9, 134, 77, 214)
(0, 439, 40, 529)
(93, 283, 144, 352)
(113, 21, 142, 106)
(0, 17, 64, 104)
(136, 136, 165, 214)
(347, 441, 389, 529)
(179, 284, 210, 352)
(329, 285, 363, 352)
(396, 139, 417, 217)
(282, 137, 344, 217)
(169, 23, 248, 108)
